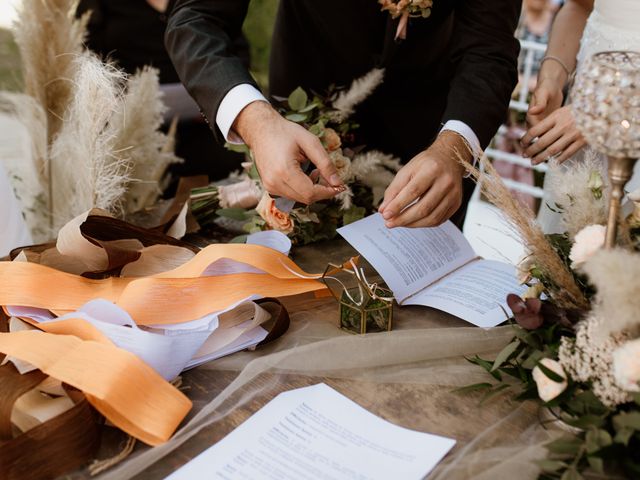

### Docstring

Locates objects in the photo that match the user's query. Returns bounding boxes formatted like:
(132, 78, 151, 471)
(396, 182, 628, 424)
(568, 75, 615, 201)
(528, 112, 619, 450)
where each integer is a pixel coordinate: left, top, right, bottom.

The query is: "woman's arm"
(526, 0, 593, 125)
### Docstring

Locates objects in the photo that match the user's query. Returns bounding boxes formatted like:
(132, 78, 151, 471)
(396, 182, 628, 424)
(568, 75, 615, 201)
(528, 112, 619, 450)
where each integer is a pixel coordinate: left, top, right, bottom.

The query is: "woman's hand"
(520, 105, 586, 164)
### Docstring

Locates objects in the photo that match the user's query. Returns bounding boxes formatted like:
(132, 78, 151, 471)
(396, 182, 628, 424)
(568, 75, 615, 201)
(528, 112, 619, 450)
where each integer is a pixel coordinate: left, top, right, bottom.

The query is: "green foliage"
(243, 0, 278, 91)
(461, 314, 640, 479)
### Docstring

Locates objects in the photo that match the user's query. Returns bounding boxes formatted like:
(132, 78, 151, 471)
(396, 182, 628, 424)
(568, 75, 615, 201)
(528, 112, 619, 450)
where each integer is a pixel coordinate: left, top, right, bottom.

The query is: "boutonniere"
(378, 0, 433, 41)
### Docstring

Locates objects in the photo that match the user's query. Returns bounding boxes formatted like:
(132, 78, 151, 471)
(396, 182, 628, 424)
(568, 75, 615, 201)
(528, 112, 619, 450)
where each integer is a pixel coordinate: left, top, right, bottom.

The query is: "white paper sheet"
(166, 383, 455, 480)
(404, 260, 527, 327)
(337, 213, 476, 302)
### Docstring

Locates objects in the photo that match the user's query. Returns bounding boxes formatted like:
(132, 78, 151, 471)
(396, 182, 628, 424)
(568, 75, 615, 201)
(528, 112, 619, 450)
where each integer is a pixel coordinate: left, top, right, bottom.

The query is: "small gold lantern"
(321, 258, 394, 334)
(572, 51, 640, 248)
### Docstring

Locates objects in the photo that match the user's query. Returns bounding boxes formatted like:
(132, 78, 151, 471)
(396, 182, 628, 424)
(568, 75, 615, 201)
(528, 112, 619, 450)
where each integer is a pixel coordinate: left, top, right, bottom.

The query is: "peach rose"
(256, 192, 295, 235)
(322, 128, 342, 152)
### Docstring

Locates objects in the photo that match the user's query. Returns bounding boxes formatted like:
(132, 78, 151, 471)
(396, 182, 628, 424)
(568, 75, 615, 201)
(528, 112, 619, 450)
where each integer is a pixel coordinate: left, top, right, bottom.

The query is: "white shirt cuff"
(440, 120, 482, 159)
(216, 84, 268, 144)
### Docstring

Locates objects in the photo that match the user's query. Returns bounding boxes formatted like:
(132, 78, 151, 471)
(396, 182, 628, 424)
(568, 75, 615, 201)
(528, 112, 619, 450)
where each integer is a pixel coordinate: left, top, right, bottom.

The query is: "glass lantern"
(322, 258, 394, 334)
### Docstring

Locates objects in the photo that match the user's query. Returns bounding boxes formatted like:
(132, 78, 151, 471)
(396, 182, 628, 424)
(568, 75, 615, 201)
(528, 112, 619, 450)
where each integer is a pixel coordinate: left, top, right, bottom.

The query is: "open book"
(337, 214, 526, 328)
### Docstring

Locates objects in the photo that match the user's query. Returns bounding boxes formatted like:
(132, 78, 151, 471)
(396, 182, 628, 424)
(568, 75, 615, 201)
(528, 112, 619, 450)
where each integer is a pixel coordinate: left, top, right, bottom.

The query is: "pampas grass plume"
(49, 54, 130, 229)
(461, 154, 589, 310)
(330, 68, 385, 122)
(110, 67, 181, 213)
(583, 249, 640, 338)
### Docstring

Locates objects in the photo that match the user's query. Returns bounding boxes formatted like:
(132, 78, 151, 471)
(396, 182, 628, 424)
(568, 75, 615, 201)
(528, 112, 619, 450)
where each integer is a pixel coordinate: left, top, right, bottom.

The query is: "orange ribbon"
(0, 331, 191, 446)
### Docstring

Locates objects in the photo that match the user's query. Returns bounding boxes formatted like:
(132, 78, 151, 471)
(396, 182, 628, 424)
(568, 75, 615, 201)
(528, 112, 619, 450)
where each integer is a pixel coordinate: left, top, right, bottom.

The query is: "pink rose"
(256, 192, 295, 235)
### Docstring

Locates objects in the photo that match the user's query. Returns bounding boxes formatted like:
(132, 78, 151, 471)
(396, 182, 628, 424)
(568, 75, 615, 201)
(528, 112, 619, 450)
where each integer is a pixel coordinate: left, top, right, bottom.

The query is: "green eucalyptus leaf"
(491, 341, 520, 371)
(536, 361, 565, 383)
(613, 411, 640, 431)
(452, 382, 493, 395)
(466, 356, 502, 381)
(216, 208, 250, 221)
(546, 437, 583, 455)
(560, 467, 583, 480)
(288, 86, 308, 111)
(561, 414, 605, 430)
(285, 112, 308, 123)
(535, 459, 568, 472)
(587, 456, 604, 474)
(299, 102, 319, 113)
(614, 427, 634, 445)
(585, 430, 599, 454)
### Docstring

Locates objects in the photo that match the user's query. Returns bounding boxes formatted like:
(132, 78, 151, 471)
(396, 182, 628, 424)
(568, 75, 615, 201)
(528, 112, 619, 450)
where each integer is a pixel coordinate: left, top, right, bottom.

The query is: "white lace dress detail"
(578, 1, 640, 64)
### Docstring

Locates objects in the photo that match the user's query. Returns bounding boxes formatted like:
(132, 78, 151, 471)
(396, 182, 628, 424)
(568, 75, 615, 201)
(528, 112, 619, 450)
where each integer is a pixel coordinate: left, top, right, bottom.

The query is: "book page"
(337, 213, 476, 302)
(404, 260, 527, 327)
(167, 383, 455, 480)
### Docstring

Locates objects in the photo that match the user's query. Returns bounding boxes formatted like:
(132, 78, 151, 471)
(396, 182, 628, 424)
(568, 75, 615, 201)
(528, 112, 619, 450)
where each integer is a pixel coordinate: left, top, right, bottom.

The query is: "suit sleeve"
(442, 0, 521, 149)
(165, 0, 259, 142)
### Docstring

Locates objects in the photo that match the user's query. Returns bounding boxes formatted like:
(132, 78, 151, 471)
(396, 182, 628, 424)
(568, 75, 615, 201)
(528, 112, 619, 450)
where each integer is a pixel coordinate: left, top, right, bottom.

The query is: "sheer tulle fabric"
(97, 306, 560, 480)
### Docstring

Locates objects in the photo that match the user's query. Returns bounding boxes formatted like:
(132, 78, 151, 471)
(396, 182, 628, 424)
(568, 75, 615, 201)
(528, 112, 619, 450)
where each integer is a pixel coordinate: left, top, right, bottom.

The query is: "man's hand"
(526, 77, 564, 127)
(233, 101, 344, 204)
(378, 131, 468, 228)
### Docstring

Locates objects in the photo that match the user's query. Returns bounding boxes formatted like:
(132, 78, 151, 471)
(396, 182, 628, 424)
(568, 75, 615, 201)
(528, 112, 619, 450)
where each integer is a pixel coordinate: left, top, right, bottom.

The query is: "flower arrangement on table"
(190, 69, 404, 246)
(460, 151, 640, 479)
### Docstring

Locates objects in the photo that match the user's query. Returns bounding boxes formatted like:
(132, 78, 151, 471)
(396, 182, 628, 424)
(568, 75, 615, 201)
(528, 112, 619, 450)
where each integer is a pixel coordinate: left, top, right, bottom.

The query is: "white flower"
(532, 358, 568, 402)
(569, 224, 606, 268)
(613, 339, 640, 392)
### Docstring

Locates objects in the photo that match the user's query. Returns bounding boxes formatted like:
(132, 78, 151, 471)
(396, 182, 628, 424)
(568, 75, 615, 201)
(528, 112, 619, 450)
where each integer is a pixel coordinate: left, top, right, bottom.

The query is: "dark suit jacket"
(166, 0, 520, 155)
(165, 0, 521, 226)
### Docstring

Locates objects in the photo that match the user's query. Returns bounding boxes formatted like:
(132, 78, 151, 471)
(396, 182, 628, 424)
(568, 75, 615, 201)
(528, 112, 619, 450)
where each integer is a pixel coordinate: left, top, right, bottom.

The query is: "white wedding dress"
(539, 0, 640, 232)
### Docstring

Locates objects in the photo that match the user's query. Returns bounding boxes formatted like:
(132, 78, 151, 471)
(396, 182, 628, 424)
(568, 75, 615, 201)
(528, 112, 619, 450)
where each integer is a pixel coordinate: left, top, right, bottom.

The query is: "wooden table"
(69, 239, 535, 480)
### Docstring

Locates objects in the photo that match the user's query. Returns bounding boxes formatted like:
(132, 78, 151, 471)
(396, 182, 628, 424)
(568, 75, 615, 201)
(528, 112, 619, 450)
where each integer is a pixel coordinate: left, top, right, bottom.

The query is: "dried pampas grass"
(462, 155, 589, 310)
(13, 0, 89, 144)
(49, 54, 130, 229)
(583, 249, 640, 339)
(350, 150, 401, 205)
(544, 149, 608, 239)
(330, 68, 385, 122)
(111, 67, 181, 214)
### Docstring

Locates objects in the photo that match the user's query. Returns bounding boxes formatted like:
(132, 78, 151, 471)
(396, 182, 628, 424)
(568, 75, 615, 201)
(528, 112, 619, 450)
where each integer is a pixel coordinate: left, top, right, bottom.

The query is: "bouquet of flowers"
(190, 69, 403, 246)
(460, 153, 640, 479)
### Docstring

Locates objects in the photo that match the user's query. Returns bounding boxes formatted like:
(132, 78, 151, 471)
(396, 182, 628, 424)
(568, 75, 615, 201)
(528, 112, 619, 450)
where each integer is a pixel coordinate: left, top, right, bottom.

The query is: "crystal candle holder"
(572, 51, 640, 247)
(572, 51, 640, 158)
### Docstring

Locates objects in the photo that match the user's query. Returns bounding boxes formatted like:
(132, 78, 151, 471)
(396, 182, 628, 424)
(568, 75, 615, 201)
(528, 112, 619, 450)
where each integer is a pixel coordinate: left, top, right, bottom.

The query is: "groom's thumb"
(301, 134, 344, 188)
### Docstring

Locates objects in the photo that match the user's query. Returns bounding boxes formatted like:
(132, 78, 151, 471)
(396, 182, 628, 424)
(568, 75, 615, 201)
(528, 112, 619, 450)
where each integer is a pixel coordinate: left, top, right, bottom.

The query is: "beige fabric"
(95, 241, 560, 479)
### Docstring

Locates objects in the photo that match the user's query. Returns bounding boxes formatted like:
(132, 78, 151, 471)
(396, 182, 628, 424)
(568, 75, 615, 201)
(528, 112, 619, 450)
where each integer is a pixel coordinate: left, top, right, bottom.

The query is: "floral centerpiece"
(190, 69, 404, 245)
(460, 152, 640, 479)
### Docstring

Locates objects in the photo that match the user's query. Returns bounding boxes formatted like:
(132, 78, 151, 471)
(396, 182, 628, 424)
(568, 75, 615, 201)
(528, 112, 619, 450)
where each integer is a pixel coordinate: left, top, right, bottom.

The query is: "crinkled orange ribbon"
(0, 331, 191, 446)
(0, 243, 326, 325)
(0, 243, 327, 445)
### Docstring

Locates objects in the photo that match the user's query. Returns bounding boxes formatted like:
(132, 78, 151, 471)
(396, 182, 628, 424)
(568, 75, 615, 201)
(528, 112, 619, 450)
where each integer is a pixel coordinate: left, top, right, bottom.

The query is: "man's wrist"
(232, 100, 275, 147)
(431, 130, 470, 176)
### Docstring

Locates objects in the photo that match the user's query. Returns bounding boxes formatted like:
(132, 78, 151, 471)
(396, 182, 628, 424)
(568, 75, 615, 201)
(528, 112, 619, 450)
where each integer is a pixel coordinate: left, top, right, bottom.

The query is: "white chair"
(463, 39, 549, 264)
